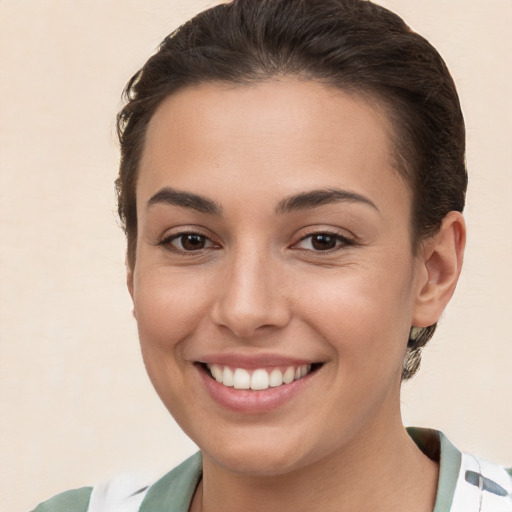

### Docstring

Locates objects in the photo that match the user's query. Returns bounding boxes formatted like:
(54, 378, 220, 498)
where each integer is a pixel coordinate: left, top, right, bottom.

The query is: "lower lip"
(197, 365, 313, 414)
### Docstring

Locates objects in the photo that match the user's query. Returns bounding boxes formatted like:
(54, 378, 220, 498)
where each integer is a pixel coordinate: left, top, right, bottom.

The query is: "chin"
(192, 423, 321, 477)
(209, 445, 310, 477)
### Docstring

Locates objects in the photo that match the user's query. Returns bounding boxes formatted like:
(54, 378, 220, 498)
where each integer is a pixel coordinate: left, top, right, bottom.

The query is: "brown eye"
(180, 234, 207, 251)
(160, 232, 217, 253)
(310, 234, 338, 250)
(180, 235, 206, 251)
(294, 232, 353, 252)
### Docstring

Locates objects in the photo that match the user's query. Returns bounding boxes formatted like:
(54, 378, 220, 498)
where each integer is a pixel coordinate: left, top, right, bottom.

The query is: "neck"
(191, 419, 439, 512)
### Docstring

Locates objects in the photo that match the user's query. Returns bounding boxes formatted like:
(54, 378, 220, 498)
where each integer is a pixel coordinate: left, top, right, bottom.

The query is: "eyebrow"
(147, 187, 223, 215)
(146, 186, 378, 216)
(275, 188, 379, 214)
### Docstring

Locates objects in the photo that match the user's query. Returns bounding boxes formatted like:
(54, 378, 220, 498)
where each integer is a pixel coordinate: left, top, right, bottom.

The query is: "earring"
(409, 326, 423, 342)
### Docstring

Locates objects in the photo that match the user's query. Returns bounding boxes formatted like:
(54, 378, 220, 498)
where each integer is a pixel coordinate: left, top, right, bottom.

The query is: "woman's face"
(130, 80, 429, 475)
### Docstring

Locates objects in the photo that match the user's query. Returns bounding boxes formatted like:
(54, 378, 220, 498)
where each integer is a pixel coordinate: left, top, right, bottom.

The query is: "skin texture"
(128, 80, 465, 512)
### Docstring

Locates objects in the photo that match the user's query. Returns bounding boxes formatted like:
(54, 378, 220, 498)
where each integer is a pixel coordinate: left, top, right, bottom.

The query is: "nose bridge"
(211, 242, 290, 337)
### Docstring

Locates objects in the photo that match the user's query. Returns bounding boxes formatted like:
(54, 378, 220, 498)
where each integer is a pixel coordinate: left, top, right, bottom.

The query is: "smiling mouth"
(201, 363, 322, 391)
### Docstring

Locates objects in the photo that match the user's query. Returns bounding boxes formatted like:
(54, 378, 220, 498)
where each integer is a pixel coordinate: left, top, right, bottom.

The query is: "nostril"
(210, 301, 292, 338)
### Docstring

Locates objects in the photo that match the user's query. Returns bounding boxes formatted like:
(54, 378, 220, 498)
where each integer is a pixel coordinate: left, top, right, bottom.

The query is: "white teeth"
(210, 364, 223, 382)
(222, 366, 234, 387)
(269, 368, 283, 387)
(282, 367, 295, 384)
(206, 363, 315, 390)
(250, 369, 269, 390)
(233, 368, 251, 389)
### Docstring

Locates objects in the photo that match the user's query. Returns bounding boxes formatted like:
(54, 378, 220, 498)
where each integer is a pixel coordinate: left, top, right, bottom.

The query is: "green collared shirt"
(32, 429, 512, 512)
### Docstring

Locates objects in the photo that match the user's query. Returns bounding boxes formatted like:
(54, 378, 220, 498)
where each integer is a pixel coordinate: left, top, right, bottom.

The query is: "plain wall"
(1, 1, 511, 511)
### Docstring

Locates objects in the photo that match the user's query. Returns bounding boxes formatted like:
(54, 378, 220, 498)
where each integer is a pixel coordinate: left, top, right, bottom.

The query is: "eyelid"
(291, 229, 357, 252)
(158, 228, 221, 254)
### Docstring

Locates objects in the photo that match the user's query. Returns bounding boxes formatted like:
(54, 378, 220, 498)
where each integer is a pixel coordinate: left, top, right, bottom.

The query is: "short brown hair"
(116, 0, 467, 378)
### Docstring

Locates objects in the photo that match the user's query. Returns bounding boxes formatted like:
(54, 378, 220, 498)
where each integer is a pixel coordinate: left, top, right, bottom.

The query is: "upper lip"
(195, 353, 321, 369)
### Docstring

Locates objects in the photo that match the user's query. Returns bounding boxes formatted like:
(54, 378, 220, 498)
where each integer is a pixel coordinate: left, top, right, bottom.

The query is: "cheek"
(131, 268, 215, 416)
(133, 268, 212, 354)
(295, 265, 414, 369)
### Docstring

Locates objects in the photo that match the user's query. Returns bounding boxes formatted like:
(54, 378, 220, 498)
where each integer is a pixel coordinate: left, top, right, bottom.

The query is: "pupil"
(312, 234, 336, 250)
(182, 234, 205, 250)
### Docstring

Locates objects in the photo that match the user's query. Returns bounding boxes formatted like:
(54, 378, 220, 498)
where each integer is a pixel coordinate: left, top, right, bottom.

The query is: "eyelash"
(158, 230, 355, 255)
(159, 232, 218, 253)
(293, 231, 355, 252)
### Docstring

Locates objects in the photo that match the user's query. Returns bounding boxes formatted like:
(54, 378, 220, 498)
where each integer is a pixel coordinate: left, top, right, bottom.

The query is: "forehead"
(138, 79, 408, 212)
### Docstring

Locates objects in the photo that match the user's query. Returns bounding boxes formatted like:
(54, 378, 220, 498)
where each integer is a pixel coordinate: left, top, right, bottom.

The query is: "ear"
(412, 211, 466, 327)
(126, 264, 136, 319)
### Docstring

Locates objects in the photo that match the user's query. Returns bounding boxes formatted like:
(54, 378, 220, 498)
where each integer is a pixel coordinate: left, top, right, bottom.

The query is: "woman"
(32, 0, 511, 511)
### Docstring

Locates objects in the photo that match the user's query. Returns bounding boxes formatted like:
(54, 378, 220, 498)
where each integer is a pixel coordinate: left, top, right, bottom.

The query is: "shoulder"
(29, 453, 203, 512)
(408, 428, 512, 512)
(30, 474, 148, 512)
(30, 487, 93, 512)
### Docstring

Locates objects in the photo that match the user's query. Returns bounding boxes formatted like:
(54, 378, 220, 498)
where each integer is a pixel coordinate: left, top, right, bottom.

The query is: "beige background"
(1, 1, 511, 511)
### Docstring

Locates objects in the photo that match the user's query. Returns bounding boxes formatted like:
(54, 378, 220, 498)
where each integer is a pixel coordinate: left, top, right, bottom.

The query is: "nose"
(210, 248, 292, 338)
